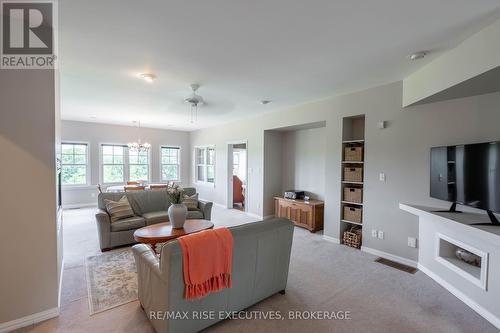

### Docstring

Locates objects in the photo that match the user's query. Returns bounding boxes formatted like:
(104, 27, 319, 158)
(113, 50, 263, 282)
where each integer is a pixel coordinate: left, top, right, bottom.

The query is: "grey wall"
(61, 120, 190, 206)
(190, 81, 500, 262)
(281, 127, 326, 201)
(0, 70, 59, 324)
(263, 131, 284, 216)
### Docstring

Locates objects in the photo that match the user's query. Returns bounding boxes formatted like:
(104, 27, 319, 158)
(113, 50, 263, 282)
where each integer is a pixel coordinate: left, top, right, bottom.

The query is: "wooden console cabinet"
(274, 197, 324, 232)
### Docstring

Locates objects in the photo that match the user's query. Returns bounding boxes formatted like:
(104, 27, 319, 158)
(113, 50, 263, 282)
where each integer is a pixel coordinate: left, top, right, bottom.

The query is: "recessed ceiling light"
(409, 51, 427, 61)
(139, 73, 156, 83)
(261, 100, 272, 105)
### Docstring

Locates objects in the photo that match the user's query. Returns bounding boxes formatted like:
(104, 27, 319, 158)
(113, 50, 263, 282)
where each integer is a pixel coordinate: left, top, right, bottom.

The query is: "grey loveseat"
(132, 218, 294, 333)
(96, 187, 212, 251)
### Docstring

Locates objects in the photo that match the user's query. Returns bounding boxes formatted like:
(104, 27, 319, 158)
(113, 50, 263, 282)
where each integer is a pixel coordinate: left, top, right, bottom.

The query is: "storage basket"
(343, 227, 362, 249)
(344, 167, 363, 182)
(343, 187, 363, 203)
(344, 146, 363, 161)
(343, 205, 362, 223)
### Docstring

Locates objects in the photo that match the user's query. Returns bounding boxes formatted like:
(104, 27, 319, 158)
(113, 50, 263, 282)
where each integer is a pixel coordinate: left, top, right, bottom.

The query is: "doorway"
(227, 142, 248, 211)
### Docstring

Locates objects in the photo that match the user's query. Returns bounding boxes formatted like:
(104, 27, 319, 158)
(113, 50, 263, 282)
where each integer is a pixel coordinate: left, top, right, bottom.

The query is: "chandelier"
(128, 121, 151, 152)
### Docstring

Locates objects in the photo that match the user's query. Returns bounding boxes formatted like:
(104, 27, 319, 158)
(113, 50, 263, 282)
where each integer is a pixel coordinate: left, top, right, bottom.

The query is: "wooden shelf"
(340, 115, 365, 250)
(341, 219, 363, 226)
(342, 139, 364, 144)
(341, 201, 363, 206)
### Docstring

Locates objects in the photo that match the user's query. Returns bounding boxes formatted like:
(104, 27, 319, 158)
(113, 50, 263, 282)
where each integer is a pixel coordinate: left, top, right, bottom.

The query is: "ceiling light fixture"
(127, 120, 151, 152)
(409, 51, 427, 61)
(184, 84, 205, 123)
(261, 100, 272, 105)
(139, 73, 156, 83)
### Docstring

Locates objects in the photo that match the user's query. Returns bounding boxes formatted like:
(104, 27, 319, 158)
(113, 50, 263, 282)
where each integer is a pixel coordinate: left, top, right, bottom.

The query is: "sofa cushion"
(182, 193, 199, 210)
(104, 196, 135, 222)
(126, 190, 169, 215)
(142, 211, 169, 225)
(187, 210, 204, 219)
(110, 216, 145, 232)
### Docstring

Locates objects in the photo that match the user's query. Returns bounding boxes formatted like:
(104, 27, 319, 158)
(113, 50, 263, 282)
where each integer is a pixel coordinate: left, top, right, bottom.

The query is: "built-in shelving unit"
(340, 115, 365, 249)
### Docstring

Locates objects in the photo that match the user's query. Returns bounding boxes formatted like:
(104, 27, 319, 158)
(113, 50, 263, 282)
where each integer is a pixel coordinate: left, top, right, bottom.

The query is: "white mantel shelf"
(400, 203, 500, 330)
(400, 203, 500, 243)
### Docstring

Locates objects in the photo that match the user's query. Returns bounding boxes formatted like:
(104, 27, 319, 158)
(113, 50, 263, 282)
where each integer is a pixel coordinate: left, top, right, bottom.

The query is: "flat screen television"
(430, 141, 500, 225)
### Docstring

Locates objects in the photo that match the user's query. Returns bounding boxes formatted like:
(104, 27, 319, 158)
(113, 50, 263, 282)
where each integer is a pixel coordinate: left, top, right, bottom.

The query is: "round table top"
(133, 219, 214, 244)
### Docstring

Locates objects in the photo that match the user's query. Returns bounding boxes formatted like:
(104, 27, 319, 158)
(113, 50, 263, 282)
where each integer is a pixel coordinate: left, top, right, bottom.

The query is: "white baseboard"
(58, 257, 65, 308)
(323, 235, 340, 244)
(361, 246, 418, 268)
(0, 307, 59, 333)
(246, 212, 264, 220)
(62, 202, 96, 209)
(199, 198, 225, 209)
(418, 264, 500, 330)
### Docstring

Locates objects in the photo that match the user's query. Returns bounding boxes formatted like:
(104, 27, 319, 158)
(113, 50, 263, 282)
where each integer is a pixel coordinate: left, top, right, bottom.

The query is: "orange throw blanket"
(178, 227, 233, 300)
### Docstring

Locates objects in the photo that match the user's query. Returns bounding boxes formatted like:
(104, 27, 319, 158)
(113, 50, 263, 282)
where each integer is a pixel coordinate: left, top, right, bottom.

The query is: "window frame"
(128, 148, 151, 182)
(160, 146, 181, 182)
(99, 143, 151, 185)
(194, 145, 216, 186)
(61, 141, 90, 187)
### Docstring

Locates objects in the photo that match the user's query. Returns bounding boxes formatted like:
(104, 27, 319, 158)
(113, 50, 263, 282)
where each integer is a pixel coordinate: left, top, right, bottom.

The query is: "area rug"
(85, 249, 138, 315)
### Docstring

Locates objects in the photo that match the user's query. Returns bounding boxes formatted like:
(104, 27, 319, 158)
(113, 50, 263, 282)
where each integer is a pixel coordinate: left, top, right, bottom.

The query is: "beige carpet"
(37, 207, 495, 333)
(202, 228, 497, 333)
(85, 249, 137, 314)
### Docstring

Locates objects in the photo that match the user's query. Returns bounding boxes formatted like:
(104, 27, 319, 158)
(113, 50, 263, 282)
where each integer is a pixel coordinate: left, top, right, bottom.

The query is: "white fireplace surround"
(400, 204, 500, 330)
(435, 233, 488, 290)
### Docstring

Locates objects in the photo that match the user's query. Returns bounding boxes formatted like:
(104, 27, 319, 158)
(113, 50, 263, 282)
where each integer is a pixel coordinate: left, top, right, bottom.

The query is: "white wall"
(281, 127, 326, 200)
(0, 70, 59, 326)
(190, 81, 500, 262)
(61, 120, 190, 206)
(403, 17, 500, 106)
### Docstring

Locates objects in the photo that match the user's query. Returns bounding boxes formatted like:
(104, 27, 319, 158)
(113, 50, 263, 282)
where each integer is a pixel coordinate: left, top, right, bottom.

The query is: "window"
(61, 143, 88, 185)
(233, 151, 240, 175)
(161, 147, 180, 181)
(129, 149, 149, 181)
(101, 144, 151, 183)
(195, 146, 215, 184)
(102, 145, 125, 183)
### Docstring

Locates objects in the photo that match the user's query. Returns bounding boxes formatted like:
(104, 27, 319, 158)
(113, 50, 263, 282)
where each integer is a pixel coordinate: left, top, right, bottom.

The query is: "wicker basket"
(343, 187, 363, 203)
(344, 146, 363, 161)
(344, 167, 363, 182)
(343, 227, 362, 249)
(344, 206, 362, 223)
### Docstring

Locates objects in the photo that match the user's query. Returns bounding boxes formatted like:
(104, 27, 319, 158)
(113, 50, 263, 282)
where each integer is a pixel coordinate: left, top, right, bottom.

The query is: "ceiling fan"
(184, 84, 205, 123)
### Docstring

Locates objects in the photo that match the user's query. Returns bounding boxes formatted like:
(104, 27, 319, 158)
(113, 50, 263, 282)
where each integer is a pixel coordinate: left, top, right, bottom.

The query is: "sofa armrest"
(198, 200, 213, 221)
(95, 209, 111, 250)
(132, 244, 163, 276)
(132, 244, 168, 287)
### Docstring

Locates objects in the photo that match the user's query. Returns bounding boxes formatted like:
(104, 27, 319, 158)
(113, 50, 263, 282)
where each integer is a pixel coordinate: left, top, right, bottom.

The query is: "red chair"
(233, 175, 245, 206)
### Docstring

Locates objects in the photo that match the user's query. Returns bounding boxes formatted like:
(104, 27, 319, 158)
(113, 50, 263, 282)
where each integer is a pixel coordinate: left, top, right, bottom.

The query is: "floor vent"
(375, 257, 417, 274)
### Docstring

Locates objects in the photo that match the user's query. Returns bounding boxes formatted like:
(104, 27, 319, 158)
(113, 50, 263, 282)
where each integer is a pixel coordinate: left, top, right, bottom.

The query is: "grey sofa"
(96, 187, 212, 251)
(132, 218, 294, 333)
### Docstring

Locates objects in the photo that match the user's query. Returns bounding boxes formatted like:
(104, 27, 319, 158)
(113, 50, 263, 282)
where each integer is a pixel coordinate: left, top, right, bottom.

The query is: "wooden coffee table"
(133, 219, 214, 253)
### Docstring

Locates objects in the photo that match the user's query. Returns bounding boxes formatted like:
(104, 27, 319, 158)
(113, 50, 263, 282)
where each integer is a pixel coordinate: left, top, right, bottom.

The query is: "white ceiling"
(59, 0, 500, 131)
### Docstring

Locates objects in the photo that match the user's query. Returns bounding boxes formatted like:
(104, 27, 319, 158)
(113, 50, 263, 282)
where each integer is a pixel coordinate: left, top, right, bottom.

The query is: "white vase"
(168, 203, 188, 229)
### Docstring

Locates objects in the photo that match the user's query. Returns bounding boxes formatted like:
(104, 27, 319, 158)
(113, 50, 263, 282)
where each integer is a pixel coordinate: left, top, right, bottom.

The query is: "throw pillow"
(104, 196, 135, 222)
(182, 193, 199, 211)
